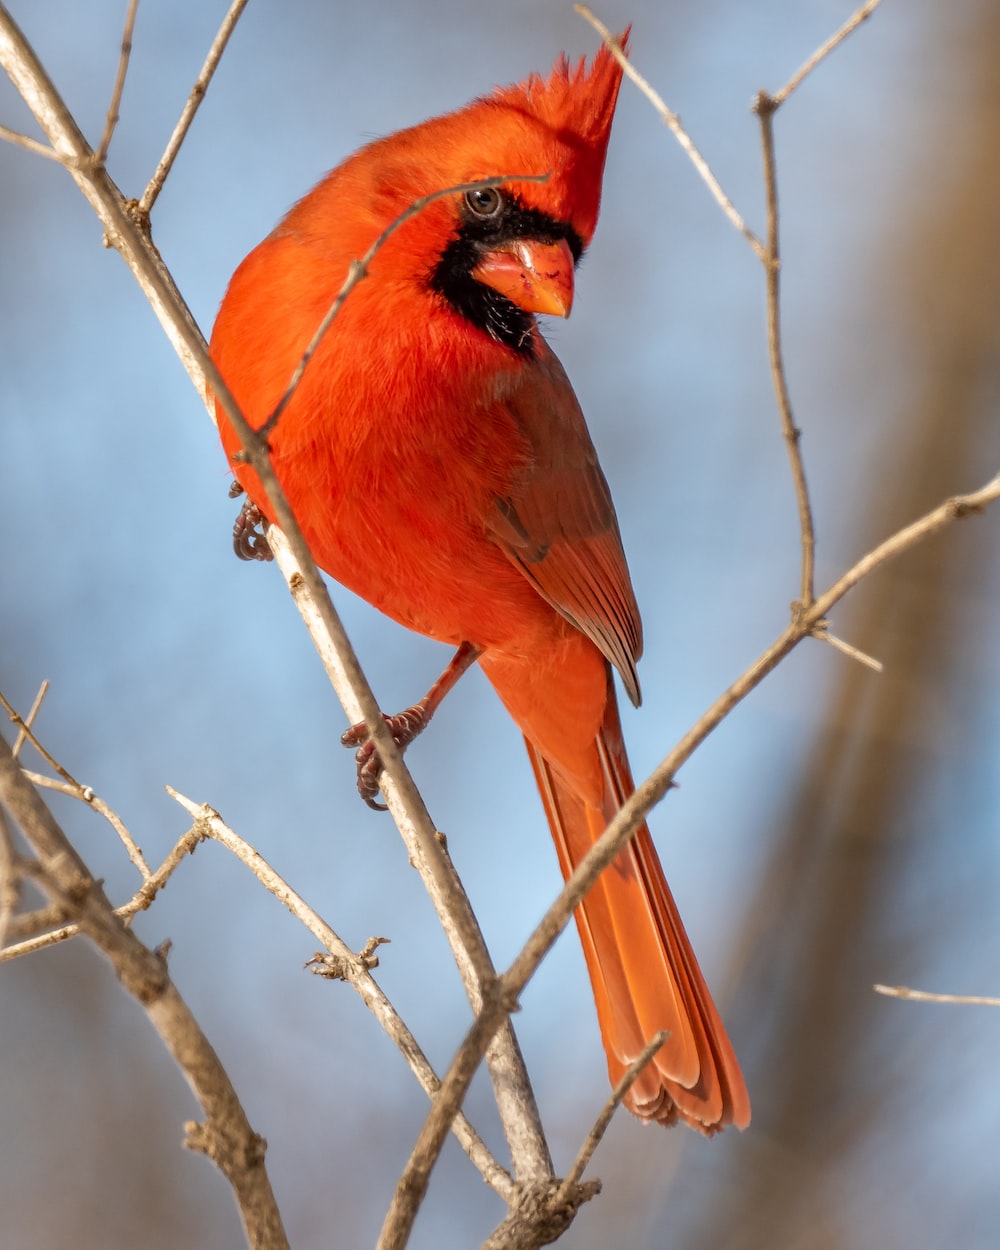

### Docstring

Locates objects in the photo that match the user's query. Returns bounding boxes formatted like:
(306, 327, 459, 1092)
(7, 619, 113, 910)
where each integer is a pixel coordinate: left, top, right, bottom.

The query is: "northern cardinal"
(211, 33, 749, 1133)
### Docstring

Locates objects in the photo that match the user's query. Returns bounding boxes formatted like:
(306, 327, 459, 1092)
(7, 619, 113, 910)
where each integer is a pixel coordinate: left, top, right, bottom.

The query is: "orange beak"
(471, 237, 575, 318)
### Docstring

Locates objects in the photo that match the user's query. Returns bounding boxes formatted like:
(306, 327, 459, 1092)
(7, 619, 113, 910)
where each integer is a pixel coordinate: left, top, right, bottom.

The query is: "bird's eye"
(464, 187, 504, 219)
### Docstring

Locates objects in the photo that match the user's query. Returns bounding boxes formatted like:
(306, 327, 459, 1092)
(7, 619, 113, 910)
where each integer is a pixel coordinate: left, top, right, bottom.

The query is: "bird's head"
(289, 31, 629, 355)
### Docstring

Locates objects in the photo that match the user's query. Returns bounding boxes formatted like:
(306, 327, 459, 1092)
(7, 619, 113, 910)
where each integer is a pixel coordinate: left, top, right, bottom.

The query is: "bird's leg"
(230, 481, 273, 562)
(341, 641, 482, 810)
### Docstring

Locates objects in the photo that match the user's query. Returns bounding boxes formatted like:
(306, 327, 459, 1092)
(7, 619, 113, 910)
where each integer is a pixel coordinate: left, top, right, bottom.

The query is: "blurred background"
(2, 1, 999, 1247)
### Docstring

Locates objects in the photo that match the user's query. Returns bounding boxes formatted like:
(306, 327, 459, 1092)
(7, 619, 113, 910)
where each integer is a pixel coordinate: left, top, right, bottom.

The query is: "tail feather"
(526, 686, 750, 1133)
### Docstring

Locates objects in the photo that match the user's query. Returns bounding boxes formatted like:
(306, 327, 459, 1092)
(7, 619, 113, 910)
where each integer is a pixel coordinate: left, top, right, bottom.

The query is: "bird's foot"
(340, 704, 430, 811)
(232, 491, 273, 562)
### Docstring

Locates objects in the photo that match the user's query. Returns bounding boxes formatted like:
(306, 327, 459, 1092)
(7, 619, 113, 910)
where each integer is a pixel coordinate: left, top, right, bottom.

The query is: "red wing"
(488, 342, 643, 706)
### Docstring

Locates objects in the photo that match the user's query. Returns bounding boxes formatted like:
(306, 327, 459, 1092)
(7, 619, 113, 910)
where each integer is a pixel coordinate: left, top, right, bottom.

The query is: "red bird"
(211, 34, 749, 1133)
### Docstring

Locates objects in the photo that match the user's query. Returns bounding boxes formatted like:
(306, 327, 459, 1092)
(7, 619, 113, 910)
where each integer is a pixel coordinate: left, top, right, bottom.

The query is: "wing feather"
(488, 342, 643, 705)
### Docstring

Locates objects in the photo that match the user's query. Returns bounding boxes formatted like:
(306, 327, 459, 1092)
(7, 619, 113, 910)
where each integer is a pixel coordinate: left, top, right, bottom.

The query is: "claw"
(341, 705, 430, 810)
(232, 496, 273, 562)
(338, 643, 480, 810)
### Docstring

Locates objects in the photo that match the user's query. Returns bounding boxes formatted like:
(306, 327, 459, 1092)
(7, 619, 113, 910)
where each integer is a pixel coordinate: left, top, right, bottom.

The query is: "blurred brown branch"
(95, 0, 138, 164)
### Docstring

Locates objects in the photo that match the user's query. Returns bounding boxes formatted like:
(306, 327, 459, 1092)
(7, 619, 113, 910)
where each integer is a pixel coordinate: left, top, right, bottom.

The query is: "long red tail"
(523, 679, 750, 1133)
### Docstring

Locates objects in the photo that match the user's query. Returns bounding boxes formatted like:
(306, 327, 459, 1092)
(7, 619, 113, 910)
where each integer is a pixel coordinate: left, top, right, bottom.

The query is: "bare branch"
(874, 984, 1000, 1008)
(96, 0, 139, 165)
(2, 899, 70, 941)
(0, 918, 78, 962)
(0, 5, 212, 389)
(772, 0, 883, 107)
(140, 0, 250, 215)
(21, 769, 153, 878)
(3, 682, 153, 879)
(558, 1031, 670, 1200)
(376, 977, 667, 1248)
(575, 4, 766, 259)
(813, 476, 1000, 613)
(0, 817, 205, 964)
(165, 786, 515, 1199)
(11, 680, 48, 757)
(0, 120, 59, 159)
(478, 1178, 601, 1250)
(1, 686, 79, 786)
(746, 2, 883, 613)
(815, 628, 883, 672)
(752, 91, 817, 608)
(376, 981, 516, 1250)
(0, 733, 289, 1249)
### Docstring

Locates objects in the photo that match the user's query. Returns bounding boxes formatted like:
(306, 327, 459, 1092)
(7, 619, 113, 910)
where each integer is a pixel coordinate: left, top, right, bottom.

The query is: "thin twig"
(95, 0, 139, 165)
(38, 775, 151, 878)
(874, 984, 1000, 1007)
(574, 4, 766, 260)
(0, 920, 79, 961)
(7, 688, 153, 878)
(11, 680, 48, 757)
(477, 1177, 601, 1250)
(557, 1031, 670, 1201)
(1, 687, 79, 786)
(814, 477, 1000, 611)
(140, 0, 249, 215)
(377, 994, 664, 1248)
(752, 92, 816, 608)
(0, 120, 58, 159)
(0, 821, 204, 963)
(376, 983, 516, 1250)
(816, 628, 883, 672)
(257, 173, 550, 440)
(772, 0, 883, 107)
(746, 2, 884, 613)
(165, 786, 514, 1199)
(2, 899, 69, 942)
(0, 6, 213, 386)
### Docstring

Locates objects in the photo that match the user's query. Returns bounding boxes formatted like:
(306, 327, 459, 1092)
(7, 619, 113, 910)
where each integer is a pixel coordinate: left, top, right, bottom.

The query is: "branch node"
(66, 870, 99, 909)
(184, 1119, 268, 1170)
(121, 196, 152, 239)
(482, 1178, 601, 1250)
(814, 624, 884, 673)
(752, 88, 778, 120)
(307, 935, 390, 980)
(949, 496, 985, 520)
(486, 973, 521, 1018)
